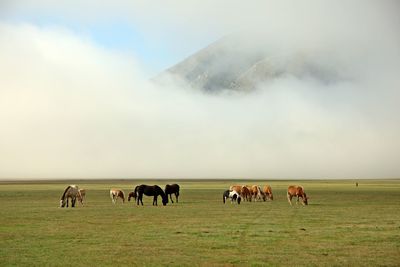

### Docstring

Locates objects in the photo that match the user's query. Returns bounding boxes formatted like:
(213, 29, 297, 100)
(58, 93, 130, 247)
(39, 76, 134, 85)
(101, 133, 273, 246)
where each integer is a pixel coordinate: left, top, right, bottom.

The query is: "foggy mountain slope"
(157, 34, 342, 92)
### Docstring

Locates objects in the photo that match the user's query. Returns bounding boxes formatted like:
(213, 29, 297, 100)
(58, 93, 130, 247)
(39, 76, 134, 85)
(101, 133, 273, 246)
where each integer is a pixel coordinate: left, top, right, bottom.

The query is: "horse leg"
(175, 193, 179, 203)
(169, 194, 174, 203)
(139, 195, 143, 206)
(153, 196, 157, 206)
(287, 193, 293, 206)
(72, 197, 76, 207)
(66, 198, 69, 208)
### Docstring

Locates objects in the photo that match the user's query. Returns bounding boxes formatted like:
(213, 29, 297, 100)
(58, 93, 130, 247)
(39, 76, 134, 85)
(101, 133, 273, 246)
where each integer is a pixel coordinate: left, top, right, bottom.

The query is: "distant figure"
(356, 182, 359, 187)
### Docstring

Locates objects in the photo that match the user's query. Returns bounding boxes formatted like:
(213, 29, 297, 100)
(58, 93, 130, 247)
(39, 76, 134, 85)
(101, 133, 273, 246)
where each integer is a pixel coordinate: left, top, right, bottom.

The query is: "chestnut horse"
(262, 185, 273, 201)
(287, 185, 308, 205)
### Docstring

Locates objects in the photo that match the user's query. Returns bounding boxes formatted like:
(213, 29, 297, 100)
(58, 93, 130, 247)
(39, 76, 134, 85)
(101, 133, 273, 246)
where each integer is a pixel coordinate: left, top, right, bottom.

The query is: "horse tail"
(120, 191, 125, 203)
(134, 186, 139, 194)
(61, 186, 71, 200)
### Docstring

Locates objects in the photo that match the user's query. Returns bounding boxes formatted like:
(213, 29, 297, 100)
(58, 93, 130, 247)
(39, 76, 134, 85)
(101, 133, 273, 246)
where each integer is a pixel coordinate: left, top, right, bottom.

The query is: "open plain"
(1, 179, 399, 266)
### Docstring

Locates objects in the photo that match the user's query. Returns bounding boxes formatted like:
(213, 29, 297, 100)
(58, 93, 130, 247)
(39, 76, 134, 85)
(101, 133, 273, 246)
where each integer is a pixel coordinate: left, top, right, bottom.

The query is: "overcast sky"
(0, 1, 399, 179)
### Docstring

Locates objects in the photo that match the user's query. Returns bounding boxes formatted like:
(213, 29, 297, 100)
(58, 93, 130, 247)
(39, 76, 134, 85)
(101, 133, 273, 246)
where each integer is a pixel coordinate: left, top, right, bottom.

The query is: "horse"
(128, 191, 137, 202)
(287, 185, 308, 206)
(110, 189, 125, 204)
(136, 185, 168, 206)
(223, 190, 241, 204)
(165, 184, 180, 203)
(229, 185, 242, 194)
(262, 185, 273, 201)
(240, 186, 252, 202)
(128, 185, 139, 202)
(60, 185, 80, 208)
(77, 189, 86, 205)
(250, 185, 263, 201)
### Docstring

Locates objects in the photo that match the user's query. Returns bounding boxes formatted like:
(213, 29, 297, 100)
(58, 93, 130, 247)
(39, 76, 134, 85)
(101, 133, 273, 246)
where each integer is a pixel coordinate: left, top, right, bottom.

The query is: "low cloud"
(0, 1, 399, 179)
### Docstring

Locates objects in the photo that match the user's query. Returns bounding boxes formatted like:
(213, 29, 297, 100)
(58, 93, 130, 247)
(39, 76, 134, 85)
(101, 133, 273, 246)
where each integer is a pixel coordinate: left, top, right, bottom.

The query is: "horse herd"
(223, 184, 308, 206)
(60, 184, 179, 208)
(59, 183, 308, 208)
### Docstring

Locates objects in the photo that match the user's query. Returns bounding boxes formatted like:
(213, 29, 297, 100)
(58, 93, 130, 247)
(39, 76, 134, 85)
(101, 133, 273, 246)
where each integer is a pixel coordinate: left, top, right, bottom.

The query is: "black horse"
(165, 184, 180, 203)
(136, 184, 168, 206)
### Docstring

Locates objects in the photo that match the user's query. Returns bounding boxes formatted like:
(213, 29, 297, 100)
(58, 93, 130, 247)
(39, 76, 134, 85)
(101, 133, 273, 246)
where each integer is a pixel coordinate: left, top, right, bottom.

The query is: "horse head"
(161, 191, 168, 206)
(60, 199, 66, 208)
(303, 194, 308, 205)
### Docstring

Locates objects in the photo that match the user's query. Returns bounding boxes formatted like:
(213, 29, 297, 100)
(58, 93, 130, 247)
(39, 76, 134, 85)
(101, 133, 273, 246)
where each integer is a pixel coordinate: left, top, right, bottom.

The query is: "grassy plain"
(0, 179, 399, 266)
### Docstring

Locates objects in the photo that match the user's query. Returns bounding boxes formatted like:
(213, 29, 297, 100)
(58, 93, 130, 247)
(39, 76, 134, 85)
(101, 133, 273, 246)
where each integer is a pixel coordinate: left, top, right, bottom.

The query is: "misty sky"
(1, 1, 399, 179)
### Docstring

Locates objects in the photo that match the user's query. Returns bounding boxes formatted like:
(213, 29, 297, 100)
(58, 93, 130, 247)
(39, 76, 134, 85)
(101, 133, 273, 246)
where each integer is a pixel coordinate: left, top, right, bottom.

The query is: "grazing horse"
(110, 189, 125, 204)
(223, 190, 241, 204)
(229, 185, 242, 195)
(165, 184, 180, 203)
(60, 185, 80, 208)
(262, 185, 273, 201)
(287, 185, 308, 206)
(77, 189, 86, 205)
(128, 191, 137, 202)
(240, 186, 252, 202)
(136, 185, 168, 206)
(251, 185, 263, 201)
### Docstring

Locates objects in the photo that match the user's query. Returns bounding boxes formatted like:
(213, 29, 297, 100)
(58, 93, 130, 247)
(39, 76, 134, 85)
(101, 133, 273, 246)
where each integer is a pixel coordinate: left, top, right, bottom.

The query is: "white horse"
(223, 190, 242, 204)
(60, 185, 81, 208)
(110, 189, 125, 204)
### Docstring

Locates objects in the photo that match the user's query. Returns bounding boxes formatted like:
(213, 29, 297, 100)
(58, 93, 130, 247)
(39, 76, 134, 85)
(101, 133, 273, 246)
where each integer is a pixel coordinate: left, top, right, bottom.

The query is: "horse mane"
(61, 186, 71, 200)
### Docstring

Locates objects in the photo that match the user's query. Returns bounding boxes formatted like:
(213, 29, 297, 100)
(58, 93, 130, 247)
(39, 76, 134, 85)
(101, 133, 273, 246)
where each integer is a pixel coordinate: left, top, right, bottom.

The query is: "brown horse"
(250, 185, 263, 201)
(240, 186, 252, 201)
(128, 191, 137, 202)
(110, 189, 125, 204)
(262, 185, 273, 201)
(229, 185, 242, 195)
(287, 185, 308, 205)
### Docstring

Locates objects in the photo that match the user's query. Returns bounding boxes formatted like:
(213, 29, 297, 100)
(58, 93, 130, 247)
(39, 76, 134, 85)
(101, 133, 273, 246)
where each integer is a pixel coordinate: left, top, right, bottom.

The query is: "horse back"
(287, 185, 305, 197)
(165, 184, 179, 194)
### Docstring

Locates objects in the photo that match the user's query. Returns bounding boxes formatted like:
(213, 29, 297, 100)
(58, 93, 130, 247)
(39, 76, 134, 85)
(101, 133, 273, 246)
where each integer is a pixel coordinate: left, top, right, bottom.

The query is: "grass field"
(0, 179, 399, 266)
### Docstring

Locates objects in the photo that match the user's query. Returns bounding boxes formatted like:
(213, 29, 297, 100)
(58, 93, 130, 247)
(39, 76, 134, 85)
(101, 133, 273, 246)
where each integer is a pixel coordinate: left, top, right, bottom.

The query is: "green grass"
(1, 180, 399, 266)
